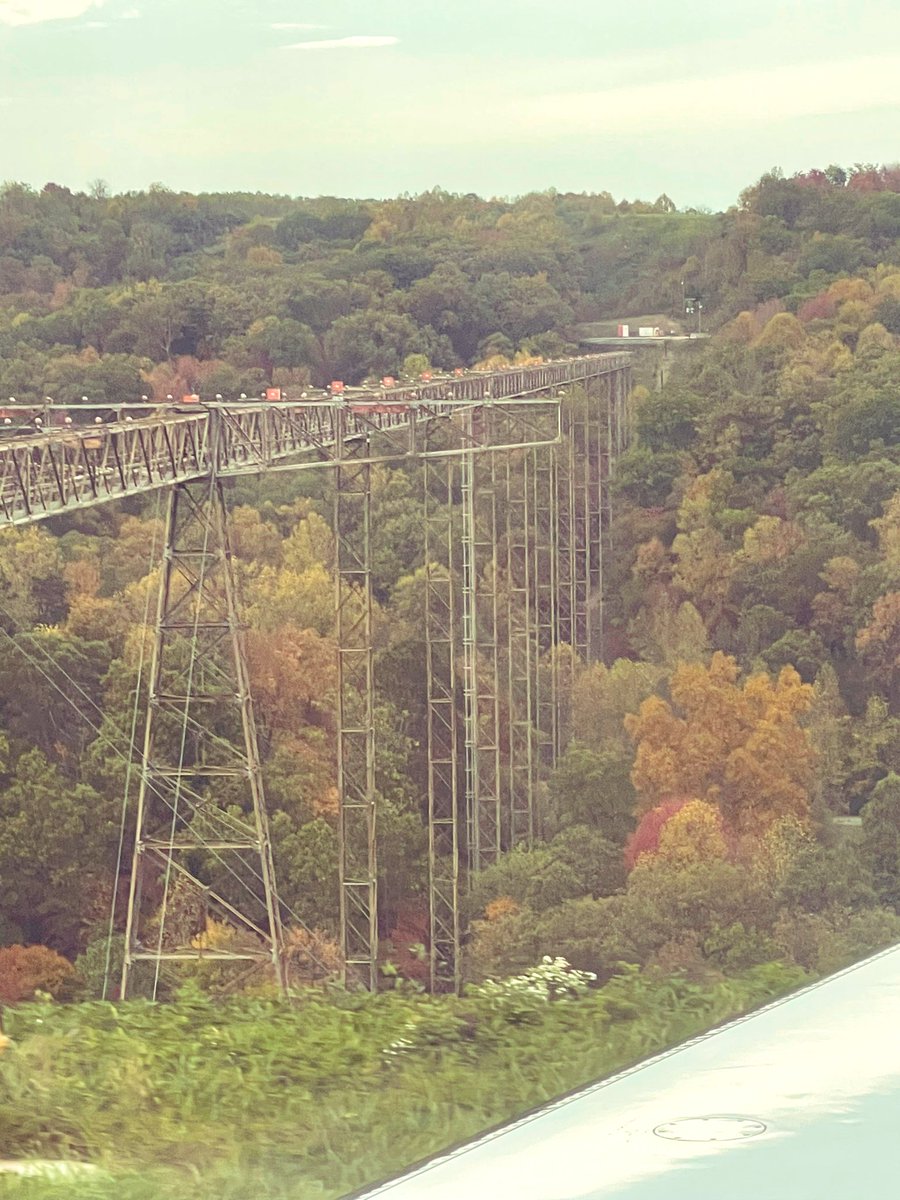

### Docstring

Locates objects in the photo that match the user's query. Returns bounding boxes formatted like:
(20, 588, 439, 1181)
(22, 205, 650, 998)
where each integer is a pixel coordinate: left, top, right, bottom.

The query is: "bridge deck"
(0, 355, 629, 527)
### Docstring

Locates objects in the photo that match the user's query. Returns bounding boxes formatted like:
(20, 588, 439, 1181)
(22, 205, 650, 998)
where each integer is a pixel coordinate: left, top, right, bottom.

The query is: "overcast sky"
(2, 0, 900, 209)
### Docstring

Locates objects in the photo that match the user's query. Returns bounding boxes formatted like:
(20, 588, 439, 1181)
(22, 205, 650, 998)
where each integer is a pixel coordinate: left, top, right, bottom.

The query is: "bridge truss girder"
(0, 357, 625, 526)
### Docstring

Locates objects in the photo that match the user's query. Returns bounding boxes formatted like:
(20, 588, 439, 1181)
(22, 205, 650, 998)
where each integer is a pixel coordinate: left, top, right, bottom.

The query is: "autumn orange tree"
(0, 944, 74, 1003)
(625, 652, 815, 837)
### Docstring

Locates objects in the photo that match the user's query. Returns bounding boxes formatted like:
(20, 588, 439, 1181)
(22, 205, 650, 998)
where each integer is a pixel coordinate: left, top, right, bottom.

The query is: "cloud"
(271, 22, 326, 30)
(0, 0, 105, 25)
(516, 53, 900, 136)
(282, 34, 398, 51)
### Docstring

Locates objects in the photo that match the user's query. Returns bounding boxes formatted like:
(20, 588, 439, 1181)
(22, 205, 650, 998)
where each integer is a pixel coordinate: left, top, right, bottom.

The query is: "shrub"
(0, 944, 75, 1003)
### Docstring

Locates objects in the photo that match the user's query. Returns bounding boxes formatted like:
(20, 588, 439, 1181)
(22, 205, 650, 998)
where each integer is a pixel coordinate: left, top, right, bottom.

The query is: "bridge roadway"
(0, 354, 629, 527)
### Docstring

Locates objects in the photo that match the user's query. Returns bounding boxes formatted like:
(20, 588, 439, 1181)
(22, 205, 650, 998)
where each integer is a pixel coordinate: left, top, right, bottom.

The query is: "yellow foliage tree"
(671, 471, 734, 626)
(654, 799, 729, 865)
(282, 511, 335, 576)
(752, 311, 806, 353)
(625, 652, 815, 836)
(751, 815, 814, 892)
(244, 563, 336, 636)
(740, 515, 806, 565)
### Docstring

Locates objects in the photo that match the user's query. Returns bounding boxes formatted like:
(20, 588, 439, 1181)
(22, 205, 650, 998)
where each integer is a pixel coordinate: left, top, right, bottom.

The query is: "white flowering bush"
(381, 957, 598, 1062)
(470, 956, 596, 1004)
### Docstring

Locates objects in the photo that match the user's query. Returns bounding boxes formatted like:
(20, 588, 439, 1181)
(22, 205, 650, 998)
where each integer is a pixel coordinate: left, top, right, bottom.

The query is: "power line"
(102, 485, 163, 999)
(0, 602, 334, 977)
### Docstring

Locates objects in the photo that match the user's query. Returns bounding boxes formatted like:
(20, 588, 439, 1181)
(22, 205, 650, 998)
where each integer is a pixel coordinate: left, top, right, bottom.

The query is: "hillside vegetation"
(0, 962, 804, 1199)
(1, 164, 900, 1191)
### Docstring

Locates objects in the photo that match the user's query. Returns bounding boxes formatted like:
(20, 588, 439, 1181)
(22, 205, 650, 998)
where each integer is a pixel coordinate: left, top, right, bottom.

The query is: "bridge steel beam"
(334, 426, 378, 991)
(423, 452, 461, 994)
(0, 355, 626, 528)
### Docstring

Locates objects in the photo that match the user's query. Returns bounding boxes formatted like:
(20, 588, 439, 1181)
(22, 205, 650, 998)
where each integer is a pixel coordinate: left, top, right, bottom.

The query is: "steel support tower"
(121, 479, 285, 996)
(423, 451, 461, 993)
(0, 354, 631, 997)
(334, 427, 378, 991)
(461, 432, 503, 873)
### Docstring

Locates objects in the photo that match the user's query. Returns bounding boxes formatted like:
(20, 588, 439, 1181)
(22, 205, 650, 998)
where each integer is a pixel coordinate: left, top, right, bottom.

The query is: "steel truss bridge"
(0, 354, 632, 994)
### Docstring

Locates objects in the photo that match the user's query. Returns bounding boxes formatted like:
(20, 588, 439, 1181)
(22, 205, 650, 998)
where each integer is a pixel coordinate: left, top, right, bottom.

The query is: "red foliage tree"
(792, 169, 831, 190)
(848, 167, 887, 193)
(797, 292, 838, 323)
(624, 797, 689, 870)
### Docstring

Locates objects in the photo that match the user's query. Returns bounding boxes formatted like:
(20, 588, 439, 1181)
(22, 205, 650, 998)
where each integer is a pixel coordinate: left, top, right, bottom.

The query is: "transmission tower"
(121, 479, 285, 997)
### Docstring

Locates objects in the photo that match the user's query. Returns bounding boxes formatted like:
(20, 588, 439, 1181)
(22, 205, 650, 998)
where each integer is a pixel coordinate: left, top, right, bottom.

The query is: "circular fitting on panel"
(653, 1116, 767, 1143)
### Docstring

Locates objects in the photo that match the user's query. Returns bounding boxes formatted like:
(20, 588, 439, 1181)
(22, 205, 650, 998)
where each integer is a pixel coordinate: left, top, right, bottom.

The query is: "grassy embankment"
(0, 961, 805, 1200)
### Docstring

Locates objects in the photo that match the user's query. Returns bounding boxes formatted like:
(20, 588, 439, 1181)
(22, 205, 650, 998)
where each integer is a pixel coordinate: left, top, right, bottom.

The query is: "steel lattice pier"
(0, 355, 632, 994)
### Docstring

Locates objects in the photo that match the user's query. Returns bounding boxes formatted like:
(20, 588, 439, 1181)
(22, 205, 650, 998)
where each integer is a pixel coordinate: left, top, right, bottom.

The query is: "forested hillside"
(0, 166, 900, 990)
(0, 164, 897, 399)
(1, 166, 900, 1191)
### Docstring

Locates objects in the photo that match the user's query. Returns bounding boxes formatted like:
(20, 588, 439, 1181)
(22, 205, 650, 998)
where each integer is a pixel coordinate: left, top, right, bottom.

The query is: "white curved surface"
(357, 944, 900, 1199)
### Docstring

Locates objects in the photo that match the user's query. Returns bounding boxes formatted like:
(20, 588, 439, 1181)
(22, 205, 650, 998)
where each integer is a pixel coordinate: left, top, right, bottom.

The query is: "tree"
(844, 697, 900, 812)
(624, 797, 690, 869)
(597, 856, 774, 976)
(806, 664, 850, 817)
(465, 827, 625, 922)
(825, 352, 900, 458)
(856, 592, 900, 708)
(0, 630, 109, 765)
(270, 814, 339, 932)
(122, 280, 212, 360)
(0, 944, 75, 1002)
(860, 772, 900, 907)
(0, 526, 65, 630)
(572, 659, 664, 752)
(670, 474, 735, 629)
(628, 597, 711, 668)
(545, 743, 635, 844)
(465, 906, 542, 982)
(471, 272, 574, 347)
(872, 492, 900, 582)
(774, 840, 874, 914)
(625, 653, 815, 836)
(0, 749, 116, 950)
(323, 310, 427, 384)
(655, 799, 729, 865)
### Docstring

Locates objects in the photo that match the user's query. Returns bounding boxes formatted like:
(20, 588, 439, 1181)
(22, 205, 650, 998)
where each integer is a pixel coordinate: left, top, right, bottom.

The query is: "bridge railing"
(0, 411, 211, 526)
